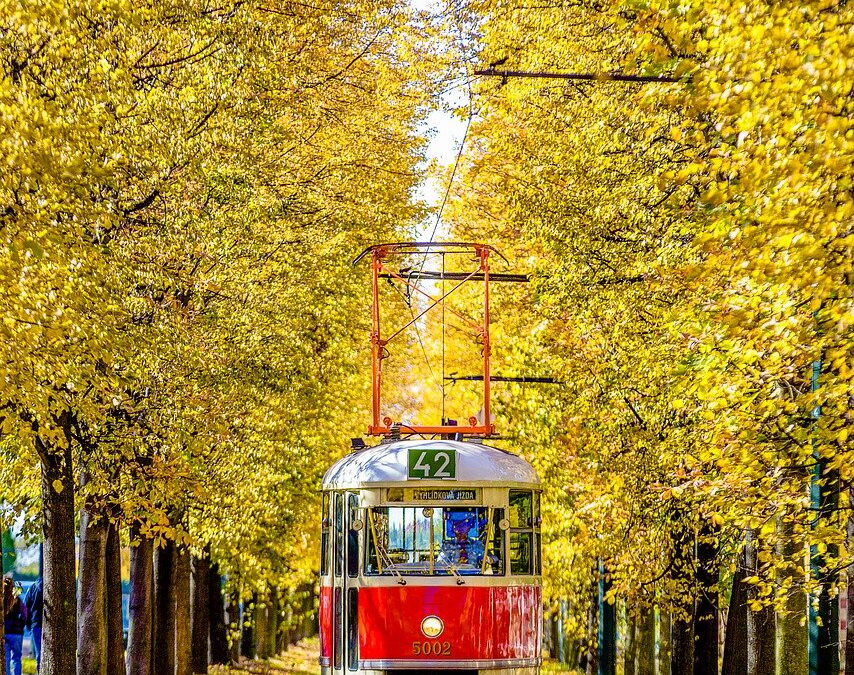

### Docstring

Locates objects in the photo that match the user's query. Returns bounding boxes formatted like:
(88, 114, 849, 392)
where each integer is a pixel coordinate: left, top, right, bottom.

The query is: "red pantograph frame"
(354, 242, 498, 437)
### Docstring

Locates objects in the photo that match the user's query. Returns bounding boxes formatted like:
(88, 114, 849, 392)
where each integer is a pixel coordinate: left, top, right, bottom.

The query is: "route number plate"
(408, 448, 456, 479)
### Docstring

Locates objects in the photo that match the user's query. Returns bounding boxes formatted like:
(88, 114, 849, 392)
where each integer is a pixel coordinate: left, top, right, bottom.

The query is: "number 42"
(413, 451, 451, 478)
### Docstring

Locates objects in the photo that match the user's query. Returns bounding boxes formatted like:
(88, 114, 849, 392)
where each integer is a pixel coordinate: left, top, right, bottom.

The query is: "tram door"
(332, 492, 359, 672)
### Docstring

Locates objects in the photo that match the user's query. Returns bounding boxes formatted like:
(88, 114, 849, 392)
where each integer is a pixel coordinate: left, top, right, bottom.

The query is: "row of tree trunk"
(77, 509, 232, 675)
(81, 519, 319, 675)
(29, 425, 320, 675)
(35, 490, 317, 675)
(555, 519, 854, 675)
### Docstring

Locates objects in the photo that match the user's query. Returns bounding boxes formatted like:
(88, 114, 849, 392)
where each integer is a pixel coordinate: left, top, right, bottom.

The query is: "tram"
(319, 438, 542, 674)
(320, 242, 543, 673)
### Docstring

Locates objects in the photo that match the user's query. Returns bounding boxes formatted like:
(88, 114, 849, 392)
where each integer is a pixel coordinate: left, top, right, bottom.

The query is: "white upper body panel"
(322, 439, 540, 489)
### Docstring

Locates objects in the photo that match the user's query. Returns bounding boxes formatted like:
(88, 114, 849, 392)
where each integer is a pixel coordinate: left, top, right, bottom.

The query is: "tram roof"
(322, 439, 540, 489)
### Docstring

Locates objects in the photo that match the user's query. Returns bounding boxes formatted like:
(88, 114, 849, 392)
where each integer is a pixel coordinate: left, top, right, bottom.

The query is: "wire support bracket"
(356, 242, 498, 437)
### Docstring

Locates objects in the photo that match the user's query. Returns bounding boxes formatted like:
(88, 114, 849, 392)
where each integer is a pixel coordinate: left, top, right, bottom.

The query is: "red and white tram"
(319, 438, 542, 674)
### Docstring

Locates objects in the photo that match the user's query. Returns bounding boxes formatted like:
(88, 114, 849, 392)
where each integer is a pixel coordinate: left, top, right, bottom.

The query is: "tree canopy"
(0, 0, 851, 670)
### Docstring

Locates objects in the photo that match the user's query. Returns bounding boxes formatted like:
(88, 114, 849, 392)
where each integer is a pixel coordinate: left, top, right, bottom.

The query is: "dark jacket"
(4, 597, 27, 635)
(24, 578, 42, 629)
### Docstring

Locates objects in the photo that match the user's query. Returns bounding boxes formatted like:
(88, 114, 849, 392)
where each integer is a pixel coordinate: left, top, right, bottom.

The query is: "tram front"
(319, 438, 543, 675)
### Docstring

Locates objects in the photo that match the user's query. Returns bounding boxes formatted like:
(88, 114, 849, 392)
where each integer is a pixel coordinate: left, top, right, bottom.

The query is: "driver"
(438, 516, 484, 568)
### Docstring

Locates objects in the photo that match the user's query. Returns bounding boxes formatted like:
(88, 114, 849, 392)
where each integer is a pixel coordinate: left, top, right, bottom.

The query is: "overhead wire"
(412, 61, 476, 422)
(389, 269, 441, 392)
(441, 252, 446, 423)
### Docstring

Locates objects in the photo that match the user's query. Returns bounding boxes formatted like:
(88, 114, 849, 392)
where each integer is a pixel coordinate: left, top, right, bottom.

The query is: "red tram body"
(320, 439, 543, 674)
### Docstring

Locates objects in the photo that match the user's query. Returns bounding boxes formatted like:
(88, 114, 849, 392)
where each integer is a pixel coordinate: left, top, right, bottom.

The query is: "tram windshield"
(366, 506, 504, 575)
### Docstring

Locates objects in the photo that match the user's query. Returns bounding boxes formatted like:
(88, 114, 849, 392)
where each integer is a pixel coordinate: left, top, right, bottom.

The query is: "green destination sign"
(407, 448, 457, 480)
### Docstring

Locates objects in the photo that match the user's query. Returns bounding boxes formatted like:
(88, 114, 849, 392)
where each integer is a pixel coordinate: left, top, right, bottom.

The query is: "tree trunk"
(659, 609, 671, 675)
(814, 460, 840, 674)
(743, 533, 775, 675)
(776, 514, 808, 675)
(748, 605, 775, 675)
(693, 524, 719, 675)
(268, 589, 279, 657)
(585, 580, 598, 675)
(78, 503, 108, 675)
(255, 593, 270, 659)
(241, 594, 256, 659)
(154, 542, 176, 675)
(227, 592, 240, 663)
(207, 563, 229, 665)
(847, 506, 854, 675)
(105, 521, 125, 675)
(39, 435, 77, 675)
(191, 553, 210, 673)
(127, 531, 153, 675)
(301, 583, 314, 641)
(637, 606, 655, 675)
(672, 612, 694, 675)
(174, 549, 192, 675)
(671, 521, 694, 675)
(625, 610, 637, 675)
(1, 561, 7, 675)
(722, 545, 749, 675)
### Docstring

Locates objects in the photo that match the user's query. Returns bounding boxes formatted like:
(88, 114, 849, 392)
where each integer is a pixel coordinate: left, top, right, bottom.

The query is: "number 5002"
(412, 640, 451, 656)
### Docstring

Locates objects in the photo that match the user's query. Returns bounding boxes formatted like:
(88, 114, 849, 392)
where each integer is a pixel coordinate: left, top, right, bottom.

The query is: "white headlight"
(421, 615, 444, 638)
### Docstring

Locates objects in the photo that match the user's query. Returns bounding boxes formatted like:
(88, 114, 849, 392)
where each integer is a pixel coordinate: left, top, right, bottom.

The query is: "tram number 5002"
(412, 641, 452, 656)
(408, 448, 456, 479)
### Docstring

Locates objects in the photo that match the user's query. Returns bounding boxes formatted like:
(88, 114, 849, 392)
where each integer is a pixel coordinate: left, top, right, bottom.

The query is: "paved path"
(215, 637, 577, 674)
(213, 639, 320, 674)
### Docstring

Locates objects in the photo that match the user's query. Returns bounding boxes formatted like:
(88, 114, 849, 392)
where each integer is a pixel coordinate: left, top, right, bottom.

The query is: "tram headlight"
(420, 615, 444, 638)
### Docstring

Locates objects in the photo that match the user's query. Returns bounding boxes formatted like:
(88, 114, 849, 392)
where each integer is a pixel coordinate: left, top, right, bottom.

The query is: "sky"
(412, 8, 472, 237)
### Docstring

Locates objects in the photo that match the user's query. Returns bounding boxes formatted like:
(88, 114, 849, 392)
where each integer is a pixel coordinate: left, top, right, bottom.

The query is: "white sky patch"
(414, 106, 468, 216)
(408, 0, 472, 238)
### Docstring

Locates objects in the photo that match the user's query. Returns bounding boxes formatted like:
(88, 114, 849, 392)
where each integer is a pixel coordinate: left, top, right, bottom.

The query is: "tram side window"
(534, 491, 542, 574)
(321, 493, 330, 576)
(347, 494, 359, 578)
(334, 493, 344, 578)
(509, 490, 534, 575)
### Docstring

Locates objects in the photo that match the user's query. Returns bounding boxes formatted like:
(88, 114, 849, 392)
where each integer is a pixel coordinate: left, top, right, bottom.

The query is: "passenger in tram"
(437, 513, 490, 571)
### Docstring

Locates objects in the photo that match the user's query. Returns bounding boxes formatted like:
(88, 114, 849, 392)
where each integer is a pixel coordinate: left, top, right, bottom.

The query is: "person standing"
(4, 578, 27, 675)
(23, 577, 42, 670)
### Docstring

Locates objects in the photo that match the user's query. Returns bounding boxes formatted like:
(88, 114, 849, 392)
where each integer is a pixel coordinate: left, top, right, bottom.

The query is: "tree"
(445, 0, 852, 665)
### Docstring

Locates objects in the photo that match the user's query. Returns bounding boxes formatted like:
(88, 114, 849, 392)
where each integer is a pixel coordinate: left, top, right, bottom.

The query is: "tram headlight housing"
(421, 615, 444, 638)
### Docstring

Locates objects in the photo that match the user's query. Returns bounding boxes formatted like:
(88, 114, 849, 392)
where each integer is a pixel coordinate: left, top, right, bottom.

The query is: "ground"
(19, 638, 577, 674)
(217, 638, 579, 674)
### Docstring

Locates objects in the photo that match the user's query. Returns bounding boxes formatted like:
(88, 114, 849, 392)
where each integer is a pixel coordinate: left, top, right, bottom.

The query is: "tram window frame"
(334, 493, 344, 578)
(321, 492, 330, 577)
(347, 493, 359, 578)
(534, 491, 542, 574)
(347, 588, 358, 670)
(509, 490, 537, 576)
(333, 586, 343, 669)
(365, 505, 505, 576)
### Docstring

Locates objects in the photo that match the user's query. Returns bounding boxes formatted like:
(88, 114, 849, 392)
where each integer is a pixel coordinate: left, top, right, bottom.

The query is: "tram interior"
(365, 490, 538, 576)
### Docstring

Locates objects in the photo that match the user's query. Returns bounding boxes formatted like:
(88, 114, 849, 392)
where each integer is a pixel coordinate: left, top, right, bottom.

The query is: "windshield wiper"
(448, 563, 465, 585)
(367, 509, 406, 585)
